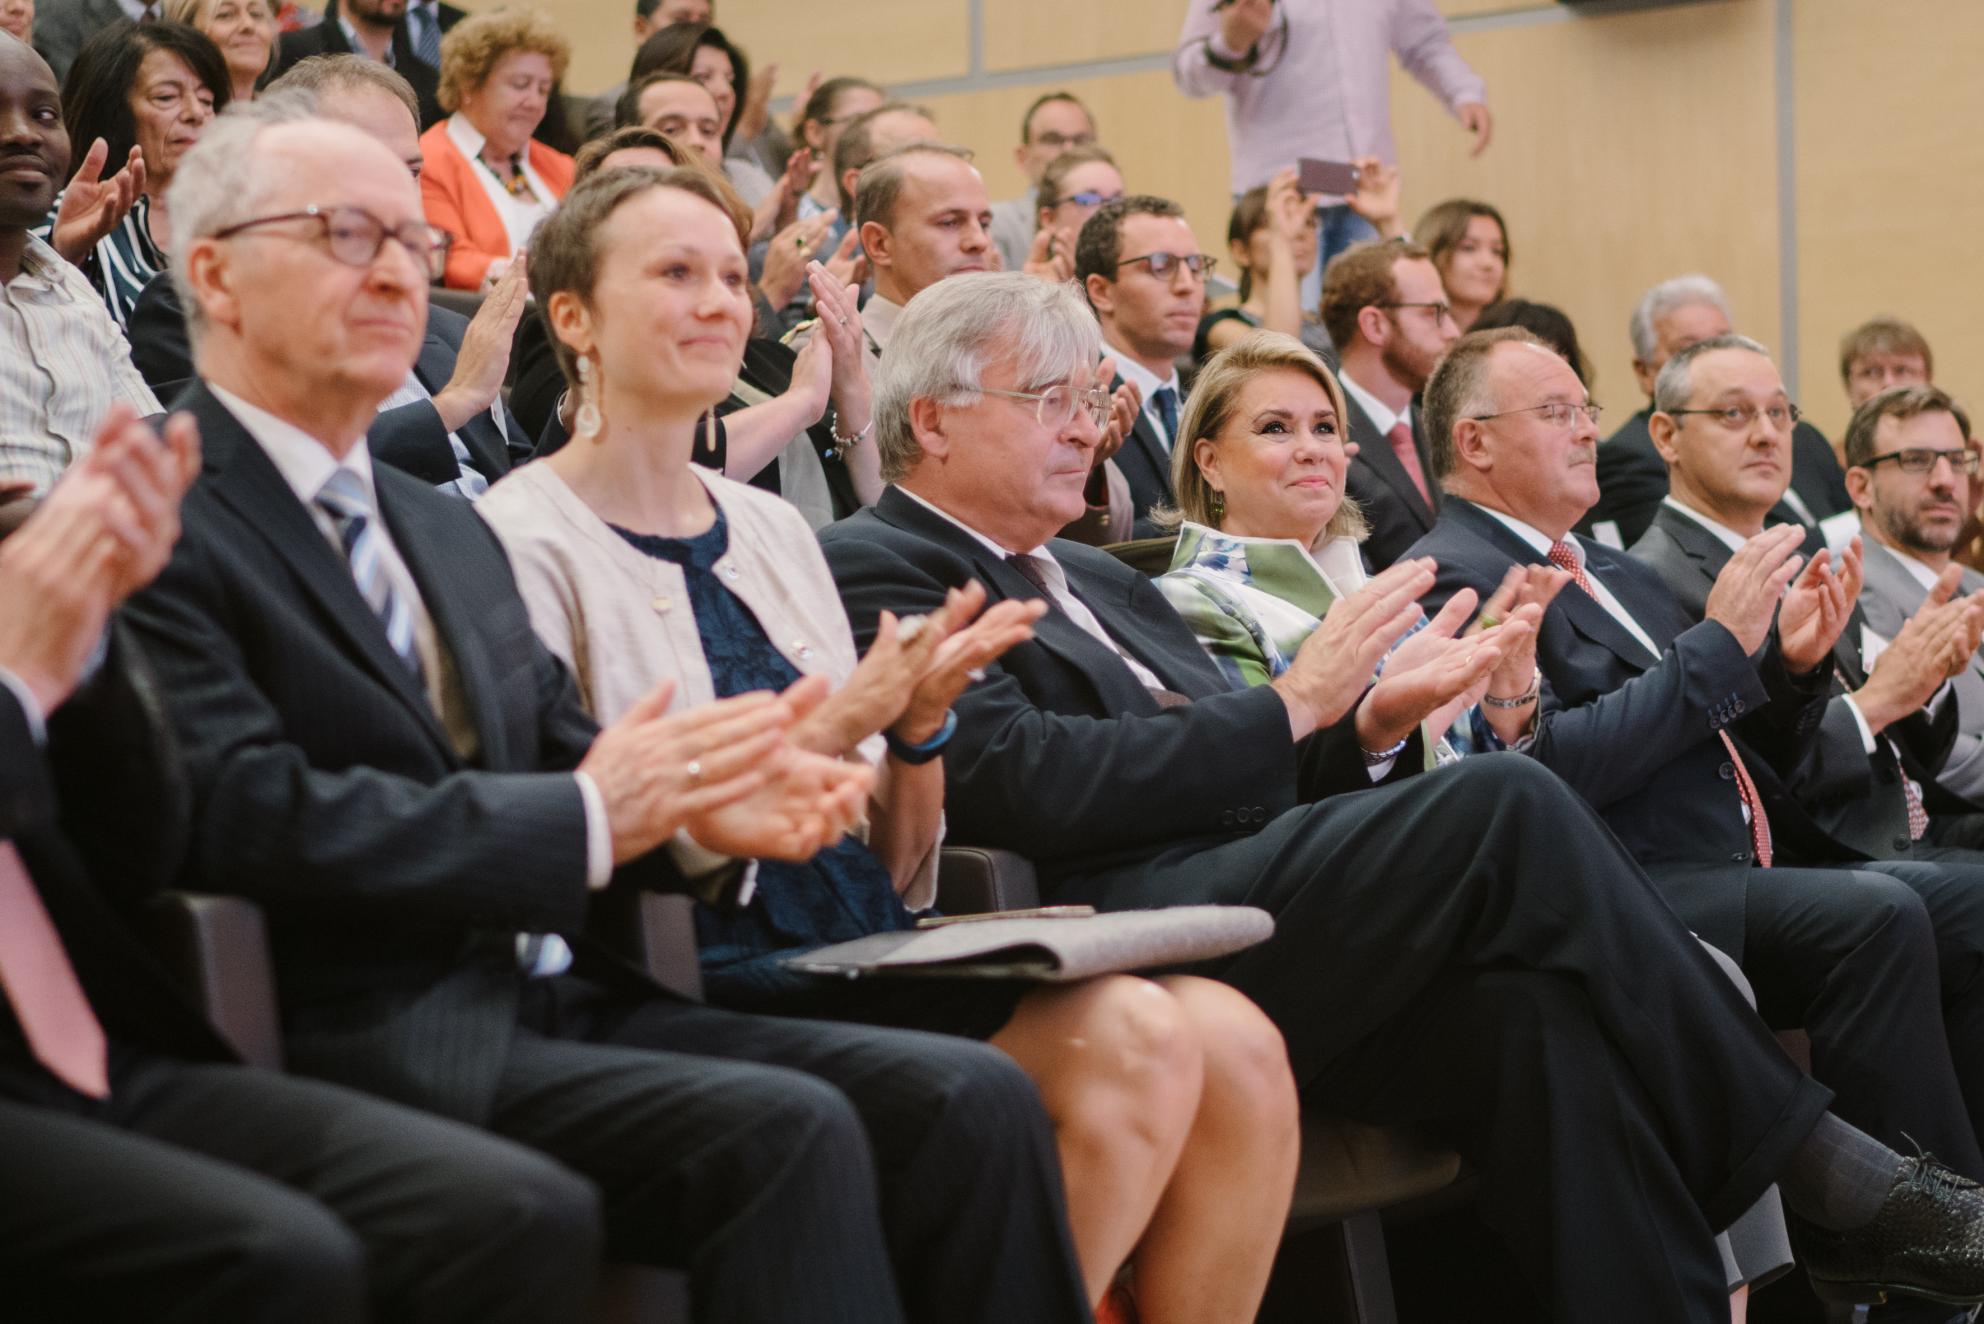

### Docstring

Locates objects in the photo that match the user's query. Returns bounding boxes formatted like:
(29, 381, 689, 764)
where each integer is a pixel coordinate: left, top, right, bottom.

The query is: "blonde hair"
(1161, 330, 1367, 541)
(437, 7, 570, 113)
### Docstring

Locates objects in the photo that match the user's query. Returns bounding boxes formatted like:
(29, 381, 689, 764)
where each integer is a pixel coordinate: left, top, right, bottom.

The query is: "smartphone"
(916, 906, 1098, 929)
(1297, 158, 1361, 196)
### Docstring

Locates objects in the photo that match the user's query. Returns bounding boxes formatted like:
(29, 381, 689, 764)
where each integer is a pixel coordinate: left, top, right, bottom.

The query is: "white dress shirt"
(1106, 342, 1183, 455)
(1473, 502, 1662, 661)
(208, 385, 607, 970)
(1339, 368, 1412, 441)
(897, 487, 1168, 692)
(445, 114, 557, 264)
(374, 368, 498, 498)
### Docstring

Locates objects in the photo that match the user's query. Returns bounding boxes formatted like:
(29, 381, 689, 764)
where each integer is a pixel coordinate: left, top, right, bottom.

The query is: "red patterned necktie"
(1546, 540, 1773, 867)
(1387, 421, 1432, 506)
(1904, 773, 1930, 840)
(0, 842, 110, 1097)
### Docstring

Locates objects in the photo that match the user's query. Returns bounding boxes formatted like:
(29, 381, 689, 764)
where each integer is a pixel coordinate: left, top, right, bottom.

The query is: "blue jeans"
(1301, 203, 1381, 308)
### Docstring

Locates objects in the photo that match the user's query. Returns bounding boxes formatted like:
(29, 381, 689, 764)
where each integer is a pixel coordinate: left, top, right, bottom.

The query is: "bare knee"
(1004, 976, 1205, 1142)
(1159, 977, 1300, 1143)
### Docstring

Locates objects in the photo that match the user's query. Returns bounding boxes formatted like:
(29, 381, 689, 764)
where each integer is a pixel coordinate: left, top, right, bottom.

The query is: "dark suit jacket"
(1339, 387, 1437, 572)
(1110, 375, 1176, 540)
(1629, 501, 1956, 861)
(1406, 500, 1830, 949)
(126, 273, 531, 488)
(29, 0, 126, 84)
(1581, 407, 1849, 546)
(2, 654, 235, 1072)
(274, 2, 444, 129)
(819, 486, 1411, 897)
(118, 382, 681, 1122)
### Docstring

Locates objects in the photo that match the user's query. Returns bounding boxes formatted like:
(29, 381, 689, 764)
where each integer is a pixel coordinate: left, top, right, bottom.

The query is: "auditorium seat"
(145, 892, 693, 1324)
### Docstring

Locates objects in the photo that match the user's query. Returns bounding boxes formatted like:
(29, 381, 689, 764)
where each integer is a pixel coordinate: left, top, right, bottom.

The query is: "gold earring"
(1210, 489, 1225, 522)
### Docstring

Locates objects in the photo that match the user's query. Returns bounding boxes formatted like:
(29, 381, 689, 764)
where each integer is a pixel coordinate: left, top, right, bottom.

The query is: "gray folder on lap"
(784, 906, 1275, 982)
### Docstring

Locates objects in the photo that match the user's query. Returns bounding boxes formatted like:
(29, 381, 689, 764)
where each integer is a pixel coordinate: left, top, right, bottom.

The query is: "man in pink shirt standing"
(1174, 0, 1491, 284)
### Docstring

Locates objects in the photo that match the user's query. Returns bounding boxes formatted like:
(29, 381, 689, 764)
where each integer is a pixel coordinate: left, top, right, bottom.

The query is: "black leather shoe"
(1793, 1155, 1984, 1307)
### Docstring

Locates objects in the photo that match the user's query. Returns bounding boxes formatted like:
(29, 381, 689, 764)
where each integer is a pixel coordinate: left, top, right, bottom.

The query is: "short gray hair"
(1628, 274, 1730, 363)
(874, 271, 1102, 482)
(267, 53, 420, 125)
(167, 90, 322, 337)
(1651, 333, 1772, 414)
(1423, 327, 1543, 481)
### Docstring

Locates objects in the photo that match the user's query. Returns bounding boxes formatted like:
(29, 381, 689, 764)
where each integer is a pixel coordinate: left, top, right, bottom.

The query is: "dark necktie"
(1548, 539, 1773, 865)
(1149, 385, 1179, 450)
(0, 843, 110, 1098)
(408, 1, 442, 68)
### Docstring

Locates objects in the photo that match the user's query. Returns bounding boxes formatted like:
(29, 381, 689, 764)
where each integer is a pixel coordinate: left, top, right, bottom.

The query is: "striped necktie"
(316, 469, 424, 682)
(408, 2, 442, 68)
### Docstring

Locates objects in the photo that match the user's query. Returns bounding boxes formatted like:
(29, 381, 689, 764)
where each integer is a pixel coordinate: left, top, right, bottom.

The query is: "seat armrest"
(147, 892, 284, 1070)
(936, 847, 1042, 914)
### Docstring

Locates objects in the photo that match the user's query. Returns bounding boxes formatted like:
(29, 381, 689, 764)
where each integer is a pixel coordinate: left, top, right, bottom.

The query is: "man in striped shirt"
(0, 34, 160, 499)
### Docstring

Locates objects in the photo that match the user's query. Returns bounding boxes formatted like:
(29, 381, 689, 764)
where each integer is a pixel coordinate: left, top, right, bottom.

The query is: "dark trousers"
(494, 977, 1091, 1324)
(1647, 857, 1984, 1181)
(0, 1044, 599, 1324)
(1862, 848, 1984, 1160)
(1057, 754, 1831, 1324)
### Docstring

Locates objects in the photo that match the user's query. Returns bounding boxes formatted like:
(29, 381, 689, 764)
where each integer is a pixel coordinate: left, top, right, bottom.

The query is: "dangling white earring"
(574, 353, 603, 442)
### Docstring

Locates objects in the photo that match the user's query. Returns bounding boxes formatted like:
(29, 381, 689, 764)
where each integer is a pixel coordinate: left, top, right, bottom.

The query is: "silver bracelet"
(1360, 733, 1411, 766)
(1481, 668, 1541, 710)
(828, 417, 874, 460)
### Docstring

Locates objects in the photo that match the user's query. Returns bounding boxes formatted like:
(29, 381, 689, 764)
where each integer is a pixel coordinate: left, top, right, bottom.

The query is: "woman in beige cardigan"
(478, 166, 1300, 1324)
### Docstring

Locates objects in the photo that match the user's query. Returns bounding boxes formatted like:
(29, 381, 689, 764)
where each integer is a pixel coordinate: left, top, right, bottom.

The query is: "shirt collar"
(1338, 369, 1408, 435)
(337, 13, 396, 65)
(11, 234, 77, 292)
(895, 483, 1053, 563)
(207, 382, 379, 514)
(116, 0, 150, 19)
(1883, 540, 1949, 592)
(1658, 495, 1754, 556)
(862, 293, 904, 349)
(1468, 499, 1566, 561)
(1104, 340, 1180, 401)
(446, 112, 490, 161)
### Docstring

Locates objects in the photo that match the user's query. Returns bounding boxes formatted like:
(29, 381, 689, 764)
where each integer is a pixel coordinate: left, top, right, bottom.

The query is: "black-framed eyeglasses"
(1117, 251, 1216, 281)
(1031, 131, 1096, 150)
(212, 206, 453, 283)
(1470, 401, 1605, 430)
(1667, 402, 1802, 431)
(1860, 447, 1983, 476)
(978, 383, 1112, 431)
(1377, 300, 1456, 326)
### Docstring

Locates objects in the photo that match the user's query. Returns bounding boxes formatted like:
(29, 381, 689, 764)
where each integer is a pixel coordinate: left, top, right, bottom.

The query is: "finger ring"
(837, 316, 850, 328)
(795, 235, 807, 250)
(685, 759, 703, 781)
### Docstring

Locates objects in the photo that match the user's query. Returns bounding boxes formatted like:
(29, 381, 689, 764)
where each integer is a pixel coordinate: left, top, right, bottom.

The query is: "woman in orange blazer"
(420, 6, 574, 290)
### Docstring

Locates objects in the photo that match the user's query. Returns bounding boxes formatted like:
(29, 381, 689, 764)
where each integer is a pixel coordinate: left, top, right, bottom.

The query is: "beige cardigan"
(477, 460, 939, 908)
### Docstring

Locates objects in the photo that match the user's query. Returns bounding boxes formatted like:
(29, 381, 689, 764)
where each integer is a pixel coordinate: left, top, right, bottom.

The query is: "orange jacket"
(419, 119, 574, 290)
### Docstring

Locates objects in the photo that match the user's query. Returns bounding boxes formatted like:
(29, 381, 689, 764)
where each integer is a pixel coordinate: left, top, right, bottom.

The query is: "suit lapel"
(1451, 501, 1662, 669)
(1344, 393, 1433, 525)
(192, 387, 456, 759)
(1114, 374, 1173, 501)
(1651, 504, 1728, 600)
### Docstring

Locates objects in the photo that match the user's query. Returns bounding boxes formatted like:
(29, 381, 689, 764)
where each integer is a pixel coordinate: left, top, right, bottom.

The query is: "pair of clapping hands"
(0, 406, 201, 718)
(579, 581, 1045, 869)
(1267, 557, 1569, 752)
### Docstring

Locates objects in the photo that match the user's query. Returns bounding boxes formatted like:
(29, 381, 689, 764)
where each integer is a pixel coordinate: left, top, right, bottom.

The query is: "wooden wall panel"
(1390, 0, 1777, 416)
(1792, 0, 1984, 440)
(983, 0, 1190, 72)
(919, 69, 1234, 274)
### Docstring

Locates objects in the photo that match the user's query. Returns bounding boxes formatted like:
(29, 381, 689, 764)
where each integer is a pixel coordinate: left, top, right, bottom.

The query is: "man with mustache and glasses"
(1411, 329, 1984, 1320)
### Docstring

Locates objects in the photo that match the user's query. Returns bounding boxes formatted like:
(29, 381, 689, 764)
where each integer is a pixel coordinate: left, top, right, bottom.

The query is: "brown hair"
(436, 7, 570, 113)
(1422, 327, 1544, 481)
(1412, 198, 1509, 300)
(1072, 194, 1185, 292)
(266, 52, 418, 124)
(1839, 316, 1935, 385)
(1160, 329, 1367, 540)
(1035, 144, 1118, 221)
(1844, 384, 1972, 469)
(527, 166, 741, 391)
(1318, 238, 1429, 350)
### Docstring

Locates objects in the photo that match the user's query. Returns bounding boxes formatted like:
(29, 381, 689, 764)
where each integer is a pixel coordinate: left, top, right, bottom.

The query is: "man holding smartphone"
(1173, 0, 1491, 282)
